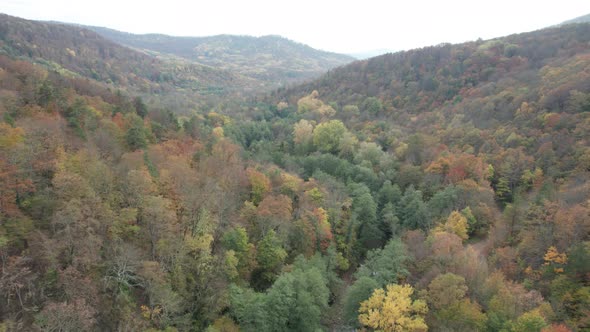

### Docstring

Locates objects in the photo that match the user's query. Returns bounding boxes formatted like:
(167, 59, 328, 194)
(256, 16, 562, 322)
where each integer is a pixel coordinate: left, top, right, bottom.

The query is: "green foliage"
(511, 311, 548, 332)
(125, 113, 148, 150)
(343, 276, 379, 326)
(355, 238, 410, 286)
(399, 185, 430, 230)
(264, 267, 329, 331)
(312, 120, 347, 154)
(361, 97, 383, 114)
(255, 230, 287, 287)
(2, 12, 590, 332)
(427, 185, 458, 220)
(350, 185, 383, 250)
(230, 256, 330, 332)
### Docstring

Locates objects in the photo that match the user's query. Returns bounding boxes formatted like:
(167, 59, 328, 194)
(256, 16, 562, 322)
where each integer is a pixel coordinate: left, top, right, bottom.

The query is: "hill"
(227, 22, 590, 329)
(0, 13, 589, 332)
(559, 13, 590, 25)
(82, 26, 354, 88)
(0, 14, 255, 105)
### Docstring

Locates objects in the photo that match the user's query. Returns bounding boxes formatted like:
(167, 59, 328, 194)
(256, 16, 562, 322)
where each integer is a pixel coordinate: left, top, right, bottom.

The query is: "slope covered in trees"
(79, 26, 355, 88)
(0, 14, 589, 332)
(0, 14, 255, 101)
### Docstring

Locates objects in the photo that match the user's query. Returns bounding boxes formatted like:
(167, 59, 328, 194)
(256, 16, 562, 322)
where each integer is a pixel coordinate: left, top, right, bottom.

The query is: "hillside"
(228, 22, 590, 330)
(83, 26, 354, 87)
(0, 13, 589, 332)
(0, 14, 255, 103)
(559, 13, 590, 25)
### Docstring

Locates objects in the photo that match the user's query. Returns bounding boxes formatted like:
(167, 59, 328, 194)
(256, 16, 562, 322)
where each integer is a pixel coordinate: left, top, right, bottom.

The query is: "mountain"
(0, 13, 255, 104)
(1, 12, 589, 332)
(82, 26, 355, 87)
(559, 13, 590, 25)
(270, 23, 590, 119)
(348, 48, 396, 60)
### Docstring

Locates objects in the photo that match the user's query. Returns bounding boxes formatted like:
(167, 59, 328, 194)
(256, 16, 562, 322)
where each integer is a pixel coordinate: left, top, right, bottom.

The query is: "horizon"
(2, 1, 590, 54)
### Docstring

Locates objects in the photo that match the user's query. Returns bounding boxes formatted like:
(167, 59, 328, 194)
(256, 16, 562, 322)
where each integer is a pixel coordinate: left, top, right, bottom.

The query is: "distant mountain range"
(0, 13, 254, 101)
(79, 25, 354, 88)
(0, 13, 354, 105)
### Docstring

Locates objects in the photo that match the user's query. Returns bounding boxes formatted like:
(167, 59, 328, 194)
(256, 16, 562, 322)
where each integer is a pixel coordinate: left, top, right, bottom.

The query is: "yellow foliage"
(212, 127, 224, 138)
(297, 91, 335, 117)
(185, 234, 214, 253)
(140, 304, 162, 321)
(359, 284, 428, 332)
(544, 246, 568, 265)
(0, 123, 25, 149)
(280, 172, 302, 195)
(210, 316, 240, 332)
(444, 211, 469, 240)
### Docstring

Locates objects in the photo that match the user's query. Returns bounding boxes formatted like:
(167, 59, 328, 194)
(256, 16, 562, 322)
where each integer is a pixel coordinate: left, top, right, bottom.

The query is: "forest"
(0, 13, 589, 332)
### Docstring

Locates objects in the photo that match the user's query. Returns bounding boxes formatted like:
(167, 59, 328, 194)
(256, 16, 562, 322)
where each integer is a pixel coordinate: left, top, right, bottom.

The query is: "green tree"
(125, 113, 148, 150)
(352, 189, 383, 249)
(361, 96, 383, 114)
(133, 96, 148, 118)
(312, 120, 347, 154)
(255, 230, 287, 287)
(355, 239, 410, 286)
(400, 186, 430, 230)
(343, 277, 379, 326)
(264, 267, 329, 332)
(511, 310, 548, 332)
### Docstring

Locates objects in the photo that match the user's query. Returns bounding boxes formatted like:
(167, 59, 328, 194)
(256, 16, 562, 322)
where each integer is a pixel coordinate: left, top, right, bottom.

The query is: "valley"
(0, 11, 589, 332)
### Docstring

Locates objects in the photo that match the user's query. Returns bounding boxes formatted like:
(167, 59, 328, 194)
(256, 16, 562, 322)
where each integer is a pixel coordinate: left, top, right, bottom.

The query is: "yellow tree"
(444, 210, 469, 241)
(359, 284, 428, 332)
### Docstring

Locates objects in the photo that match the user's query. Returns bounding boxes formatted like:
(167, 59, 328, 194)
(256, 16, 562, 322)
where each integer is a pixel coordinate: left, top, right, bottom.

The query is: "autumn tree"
(427, 273, 486, 331)
(293, 119, 314, 154)
(358, 284, 428, 332)
(246, 167, 271, 206)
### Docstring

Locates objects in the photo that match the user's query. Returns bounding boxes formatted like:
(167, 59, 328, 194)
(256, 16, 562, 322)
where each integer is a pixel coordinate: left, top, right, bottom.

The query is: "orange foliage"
(256, 195, 293, 223)
(426, 152, 487, 184)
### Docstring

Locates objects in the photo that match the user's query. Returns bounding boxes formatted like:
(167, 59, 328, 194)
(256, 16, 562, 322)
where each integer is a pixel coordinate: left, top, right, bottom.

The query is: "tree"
(399, 186, 430, 230)
(427, 273, 486, 331)
(512, 310, 548, 332)
(312, 120, 347, 154)
(256, 194, 293, 236)
(125, 113, 148, 151)
(229, 285, 268, 331)
(358, 284, 428, 332)
(297, 90, 335, 118)
(362, 96, 383, 114)
(352, 189, 383, 249)
(246, 168, 271, 206)
(355, 239, 410, 286)
(293, 119, 314, 154)
(35, 299, 97, 332)
(255, 230, 287, 287)
(264, 267, 329, 332)
(133, 96, 148, 118)
(344, 277, 379, 326)
(443, 210, 469, 241)
(427, 273, 468, 310)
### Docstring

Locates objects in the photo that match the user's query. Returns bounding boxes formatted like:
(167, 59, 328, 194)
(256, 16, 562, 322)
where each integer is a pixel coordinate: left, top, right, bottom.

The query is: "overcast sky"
(3, 0, 590, 53)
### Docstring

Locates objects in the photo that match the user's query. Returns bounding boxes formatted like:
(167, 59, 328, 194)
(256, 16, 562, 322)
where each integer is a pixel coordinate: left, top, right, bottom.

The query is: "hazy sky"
(3, 0, 590, 53)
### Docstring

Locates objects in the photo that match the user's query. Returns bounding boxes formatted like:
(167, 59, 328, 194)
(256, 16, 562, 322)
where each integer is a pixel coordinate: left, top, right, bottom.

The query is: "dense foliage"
(0, 14, 589, 332)
(85, 26, 354, 87)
